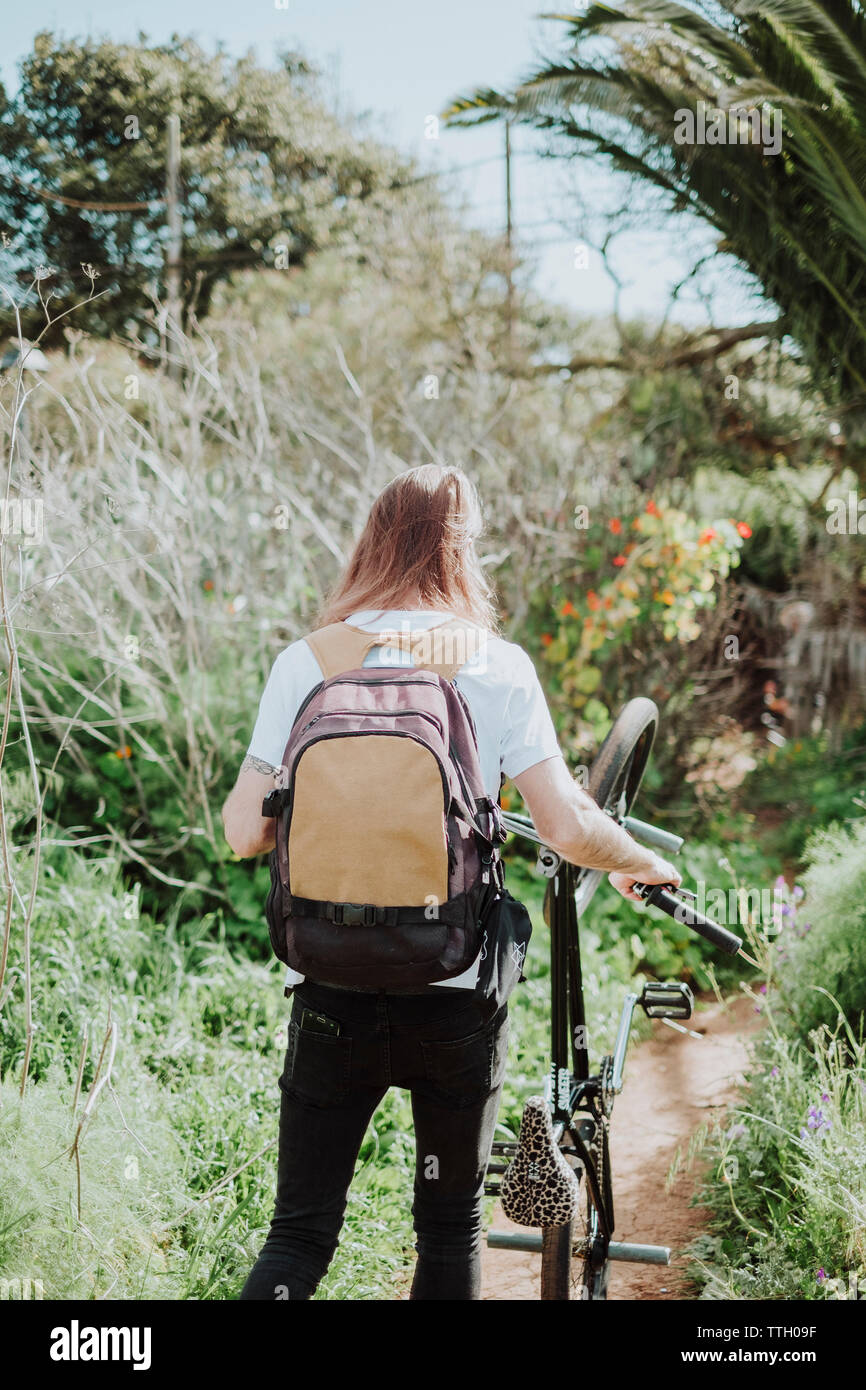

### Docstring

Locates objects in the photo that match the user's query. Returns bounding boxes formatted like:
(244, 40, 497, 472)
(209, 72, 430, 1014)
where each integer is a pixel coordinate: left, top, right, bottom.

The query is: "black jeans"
(239, 980, 509, 1301)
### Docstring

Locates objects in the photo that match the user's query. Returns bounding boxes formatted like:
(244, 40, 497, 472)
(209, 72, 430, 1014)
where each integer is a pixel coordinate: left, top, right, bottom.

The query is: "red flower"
(560, 599, 576, 617)
(612, 555, 627, 567)
(114, 745, 132, 759)
(699, 527, 717, 544)
(609, 517, 622, 534)
(603, 596, 613, 609)
(203, 579, 215, 591)
(540, 632, 553, 647)
(646, 500, 660, 516)
(736, 521, 752, 539)
(586, 590, 601, 611)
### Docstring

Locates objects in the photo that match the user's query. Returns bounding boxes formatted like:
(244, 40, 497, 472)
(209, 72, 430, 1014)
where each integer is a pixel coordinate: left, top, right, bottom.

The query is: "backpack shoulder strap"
(407, 617, 487, 683)
(304, 623, 380, 679)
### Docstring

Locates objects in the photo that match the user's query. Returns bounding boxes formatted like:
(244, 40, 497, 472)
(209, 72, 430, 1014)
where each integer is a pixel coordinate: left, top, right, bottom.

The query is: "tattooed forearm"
(241, 754, 280, 778)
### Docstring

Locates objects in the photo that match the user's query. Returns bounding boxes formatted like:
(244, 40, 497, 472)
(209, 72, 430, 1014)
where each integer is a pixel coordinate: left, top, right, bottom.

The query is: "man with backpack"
(221, 464, 679, 1300)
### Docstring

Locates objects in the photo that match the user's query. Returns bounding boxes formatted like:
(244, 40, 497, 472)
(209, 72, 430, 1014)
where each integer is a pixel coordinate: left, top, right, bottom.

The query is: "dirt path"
(480, 991, 762, 1301)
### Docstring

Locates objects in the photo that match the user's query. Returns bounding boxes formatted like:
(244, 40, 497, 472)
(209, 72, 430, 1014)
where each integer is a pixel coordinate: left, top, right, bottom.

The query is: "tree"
(0, 32, 412, 342)
(445, 0, 866, 439)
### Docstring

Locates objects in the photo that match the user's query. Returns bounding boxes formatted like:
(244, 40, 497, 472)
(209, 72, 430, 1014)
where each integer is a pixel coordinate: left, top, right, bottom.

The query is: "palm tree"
(445, 1, 866, 437)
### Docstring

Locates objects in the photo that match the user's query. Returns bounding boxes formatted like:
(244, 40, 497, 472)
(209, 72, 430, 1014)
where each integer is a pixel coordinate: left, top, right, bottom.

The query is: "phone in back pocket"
(299, 1007, 341, 1037)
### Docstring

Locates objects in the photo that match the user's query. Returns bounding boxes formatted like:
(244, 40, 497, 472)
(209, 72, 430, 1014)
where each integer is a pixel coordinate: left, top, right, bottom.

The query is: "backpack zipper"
(299, 708, 444, 737)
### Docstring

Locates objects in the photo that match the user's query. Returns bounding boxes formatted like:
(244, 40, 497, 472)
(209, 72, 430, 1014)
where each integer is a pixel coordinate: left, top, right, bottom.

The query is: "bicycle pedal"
(639, 980, 694, 1020)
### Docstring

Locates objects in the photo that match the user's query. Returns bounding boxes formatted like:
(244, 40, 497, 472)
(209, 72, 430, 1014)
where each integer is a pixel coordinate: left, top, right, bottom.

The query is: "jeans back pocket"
(281, 1017, 353, 1108)
(420, 1012, 508, 1109)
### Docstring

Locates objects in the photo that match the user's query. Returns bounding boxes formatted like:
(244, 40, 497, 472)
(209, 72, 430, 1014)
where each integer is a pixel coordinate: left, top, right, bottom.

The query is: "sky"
(2, 0, 766, 328)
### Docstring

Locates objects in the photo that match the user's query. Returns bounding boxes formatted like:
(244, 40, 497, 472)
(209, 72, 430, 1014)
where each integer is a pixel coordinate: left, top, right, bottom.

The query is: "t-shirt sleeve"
(499, 646, 563, 781)
(245, 640, 322, 769)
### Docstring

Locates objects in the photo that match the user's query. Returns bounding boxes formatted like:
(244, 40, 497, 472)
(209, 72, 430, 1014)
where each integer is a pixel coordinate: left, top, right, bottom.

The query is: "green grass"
(0, 844, 672, 1301)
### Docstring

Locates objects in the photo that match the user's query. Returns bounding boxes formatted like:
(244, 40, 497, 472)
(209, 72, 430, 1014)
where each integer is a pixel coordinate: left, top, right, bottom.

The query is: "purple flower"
(817, 1269, 826, 1283)
(821, 1092, 829, 1102)
(759, 984, 768, 994)
(793, 886, 805, 901)
(781, 905, 792, 917)
(800, 1127, 809, 1138)
(770, 1066, 779, 1078)
(774, 875, 787, 890)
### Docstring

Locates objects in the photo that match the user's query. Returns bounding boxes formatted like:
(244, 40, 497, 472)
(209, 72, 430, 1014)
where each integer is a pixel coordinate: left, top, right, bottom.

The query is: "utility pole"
(164, 113, 182, 381)
(504, 119, 515, 367)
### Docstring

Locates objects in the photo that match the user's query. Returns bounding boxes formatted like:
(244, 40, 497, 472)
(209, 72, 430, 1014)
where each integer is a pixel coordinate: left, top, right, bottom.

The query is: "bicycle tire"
(540, 1219, 574, 1301)
(571, 696, 659, 916)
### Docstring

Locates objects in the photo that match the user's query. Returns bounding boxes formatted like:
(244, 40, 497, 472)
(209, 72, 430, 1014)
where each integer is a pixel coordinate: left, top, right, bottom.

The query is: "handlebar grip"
(636, 883, 743, 956)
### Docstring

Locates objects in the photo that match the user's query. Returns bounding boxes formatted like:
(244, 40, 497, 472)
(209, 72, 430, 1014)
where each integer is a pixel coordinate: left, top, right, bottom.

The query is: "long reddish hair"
(317, 465, 500, 632)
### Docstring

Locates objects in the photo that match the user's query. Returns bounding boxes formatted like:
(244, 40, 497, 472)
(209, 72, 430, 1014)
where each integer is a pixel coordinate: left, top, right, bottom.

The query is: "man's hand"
(608, 855, 682, 903)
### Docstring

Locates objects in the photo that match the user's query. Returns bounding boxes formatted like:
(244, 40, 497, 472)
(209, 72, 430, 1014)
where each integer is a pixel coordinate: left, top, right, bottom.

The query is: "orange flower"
(540, 632, 553, 647)
(624, 542, 636, 555)
(646, 500, 660, 516)
(608, 517, 622, 534)
(586, 590, 601, 611)
(603, 596, 613, 609)
(560, 599, 576, 617)
(612, 555, 627, 567)
(699, 527, 717, 544)
(736, 521, 752, 538)
(660, 590, 675, 606)
(114, 745, 132, 759)
(631, 517, 643, 531)
(203, 579, 215, 591)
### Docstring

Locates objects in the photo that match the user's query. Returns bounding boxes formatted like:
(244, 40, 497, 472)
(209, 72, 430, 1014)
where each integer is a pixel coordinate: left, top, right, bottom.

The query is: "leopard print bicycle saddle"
(500, 1095, 582, 1227)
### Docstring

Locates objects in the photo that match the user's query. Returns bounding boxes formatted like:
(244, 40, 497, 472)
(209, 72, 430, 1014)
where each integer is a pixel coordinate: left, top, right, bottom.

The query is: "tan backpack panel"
(289, 734, 449, 907)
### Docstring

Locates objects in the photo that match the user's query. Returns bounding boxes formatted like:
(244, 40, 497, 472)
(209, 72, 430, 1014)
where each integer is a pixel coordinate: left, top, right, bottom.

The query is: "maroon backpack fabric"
(262, 620, 507, 991)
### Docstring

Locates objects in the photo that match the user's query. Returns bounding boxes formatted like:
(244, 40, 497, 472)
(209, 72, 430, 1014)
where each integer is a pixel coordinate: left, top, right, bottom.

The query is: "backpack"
(262, 617, 509, 992)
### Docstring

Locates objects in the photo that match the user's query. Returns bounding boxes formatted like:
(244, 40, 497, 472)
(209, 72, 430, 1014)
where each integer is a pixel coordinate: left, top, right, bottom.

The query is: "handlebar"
(500, 808, 743, 957)
(621, 815, 684, 856)
(633, 883, 743, 956)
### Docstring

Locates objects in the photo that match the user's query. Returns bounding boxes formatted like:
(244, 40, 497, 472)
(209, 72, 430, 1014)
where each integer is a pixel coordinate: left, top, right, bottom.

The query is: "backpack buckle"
(333, 902, 376, 926)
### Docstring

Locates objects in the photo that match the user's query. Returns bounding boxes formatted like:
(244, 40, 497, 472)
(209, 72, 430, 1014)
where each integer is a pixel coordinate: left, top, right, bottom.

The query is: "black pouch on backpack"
(475, 889, 533, 1011)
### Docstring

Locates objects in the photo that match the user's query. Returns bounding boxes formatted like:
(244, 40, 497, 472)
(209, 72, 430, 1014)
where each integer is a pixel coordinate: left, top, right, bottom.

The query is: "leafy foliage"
(446, 0, 866, 437)
(0, 32, 410, 340)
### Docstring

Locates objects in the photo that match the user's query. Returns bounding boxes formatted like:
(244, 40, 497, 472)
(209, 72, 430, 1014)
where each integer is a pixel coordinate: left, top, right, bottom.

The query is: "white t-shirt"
(246, 609, 562, 989)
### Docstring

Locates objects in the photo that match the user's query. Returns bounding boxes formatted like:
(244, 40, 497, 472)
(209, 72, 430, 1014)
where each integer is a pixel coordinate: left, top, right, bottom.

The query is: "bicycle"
(484, 697, 746, 1300)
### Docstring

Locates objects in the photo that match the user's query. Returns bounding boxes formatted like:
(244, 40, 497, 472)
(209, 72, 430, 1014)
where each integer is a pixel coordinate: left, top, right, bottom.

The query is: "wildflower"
(560, 600, 576, 617)
(540, 633, 553, 647)
(586, 591, 601, 612)
(603, 597, 613, 609)
(659, 589, 675, 606)
(646, 500, 660, 516)
(759, 984, 767, 995)
(203, 579, 215, 591)
(793, 885, 805, 901)
(736, 521, 752, 538)
(114, 746, 132, 759)
(699, 527, 717, 544)
(817, 1269, 826, 1283)
(821, 1092, 829, 1103)
(774, 875, 787, 889)
(609, 517, 622, 534)
(770, 1066, 779, 1079)
(612, 555, 627, 567)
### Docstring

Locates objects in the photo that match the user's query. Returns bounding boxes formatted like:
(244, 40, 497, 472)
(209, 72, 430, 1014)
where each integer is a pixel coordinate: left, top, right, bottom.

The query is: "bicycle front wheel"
(572, 696, 659, 916)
